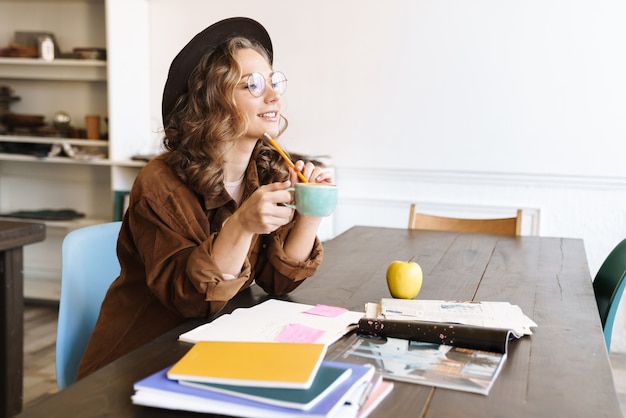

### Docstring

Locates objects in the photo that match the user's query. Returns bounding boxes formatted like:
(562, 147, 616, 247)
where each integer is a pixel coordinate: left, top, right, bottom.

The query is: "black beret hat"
(161, 17, 273, 126)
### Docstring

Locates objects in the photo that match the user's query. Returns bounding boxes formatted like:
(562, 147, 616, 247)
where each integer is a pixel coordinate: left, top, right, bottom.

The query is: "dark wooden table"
(0, 220, 45, 418)
(15, 226, 622, 417)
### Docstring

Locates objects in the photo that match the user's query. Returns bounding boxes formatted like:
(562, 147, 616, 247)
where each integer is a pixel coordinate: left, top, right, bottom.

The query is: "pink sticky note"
(304, 304, 349, 318)
(274, 323, 325, 343)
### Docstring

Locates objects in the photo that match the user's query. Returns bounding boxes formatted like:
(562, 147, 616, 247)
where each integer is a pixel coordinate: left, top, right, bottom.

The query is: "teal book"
(113, 191, 130, 221)
(178, 364, 351, 411)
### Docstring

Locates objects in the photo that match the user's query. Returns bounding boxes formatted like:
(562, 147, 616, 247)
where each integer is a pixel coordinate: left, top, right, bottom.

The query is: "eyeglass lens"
(247, 72, 287, 97)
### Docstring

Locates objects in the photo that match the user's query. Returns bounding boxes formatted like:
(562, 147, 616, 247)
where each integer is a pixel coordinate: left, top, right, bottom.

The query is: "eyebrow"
(240, 71, 276, 80)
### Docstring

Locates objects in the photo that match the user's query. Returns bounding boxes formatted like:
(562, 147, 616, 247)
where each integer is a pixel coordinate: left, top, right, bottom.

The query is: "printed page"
(378, 299, 537, 335)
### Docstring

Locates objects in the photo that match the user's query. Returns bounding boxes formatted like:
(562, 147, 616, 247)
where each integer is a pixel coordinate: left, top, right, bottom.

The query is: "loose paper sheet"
(179, 299, 363, 346)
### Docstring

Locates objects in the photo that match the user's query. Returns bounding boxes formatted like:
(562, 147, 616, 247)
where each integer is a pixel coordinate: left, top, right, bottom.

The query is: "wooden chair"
(593, 238, 626, 351)
(408, 204, 523, 236)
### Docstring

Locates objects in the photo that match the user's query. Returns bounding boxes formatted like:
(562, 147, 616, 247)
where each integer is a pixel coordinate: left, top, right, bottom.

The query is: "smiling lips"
(259, 111, 278, 121)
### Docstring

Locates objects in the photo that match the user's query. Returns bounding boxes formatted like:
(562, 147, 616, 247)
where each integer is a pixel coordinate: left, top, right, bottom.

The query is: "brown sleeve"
(253, 223, 324, 295)
(127, 192, 251, 317)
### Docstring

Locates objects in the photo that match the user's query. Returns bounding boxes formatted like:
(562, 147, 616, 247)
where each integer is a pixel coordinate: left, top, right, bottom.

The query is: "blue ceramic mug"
(284, 184, 337, 217)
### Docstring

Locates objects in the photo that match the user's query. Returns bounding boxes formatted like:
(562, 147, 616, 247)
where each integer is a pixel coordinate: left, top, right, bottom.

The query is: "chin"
(255, 129, 278, 140)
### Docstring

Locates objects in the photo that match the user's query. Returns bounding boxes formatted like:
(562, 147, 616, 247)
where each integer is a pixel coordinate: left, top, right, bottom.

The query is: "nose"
(264, 85, 280, 103)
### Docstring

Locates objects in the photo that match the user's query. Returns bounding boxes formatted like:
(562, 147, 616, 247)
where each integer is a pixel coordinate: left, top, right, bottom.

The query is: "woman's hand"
(234, 181, 293, 234)
(292, 160, 333, 184)
(213, 181, 293, 277)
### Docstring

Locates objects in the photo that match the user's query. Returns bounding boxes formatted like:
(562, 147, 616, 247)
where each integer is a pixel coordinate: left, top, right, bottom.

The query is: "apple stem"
(408, 256, 415, 263)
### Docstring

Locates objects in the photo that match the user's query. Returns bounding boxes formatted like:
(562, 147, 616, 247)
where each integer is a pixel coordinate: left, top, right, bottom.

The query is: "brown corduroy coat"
(77, 149, 323, 379)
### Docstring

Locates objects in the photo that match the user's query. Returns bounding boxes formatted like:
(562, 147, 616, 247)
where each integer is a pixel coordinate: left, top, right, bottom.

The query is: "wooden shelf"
(0, 57, 106, 81)
(0, 216, 110, 229)
(0, 134, 108, 147)
(0, 152, 146, 167)
(0, 153, 105, 165)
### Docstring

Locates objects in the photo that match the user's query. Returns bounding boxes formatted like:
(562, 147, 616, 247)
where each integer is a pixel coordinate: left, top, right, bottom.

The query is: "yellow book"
(167, 341, 327, 389)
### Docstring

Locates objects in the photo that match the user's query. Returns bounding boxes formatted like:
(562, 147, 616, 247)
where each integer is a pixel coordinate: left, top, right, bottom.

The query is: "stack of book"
(132, 340, 393, 418)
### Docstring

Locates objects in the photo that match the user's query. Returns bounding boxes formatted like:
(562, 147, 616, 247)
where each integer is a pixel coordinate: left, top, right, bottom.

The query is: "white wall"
(143, 1, 626, 350)
(147, 0, 626, 175)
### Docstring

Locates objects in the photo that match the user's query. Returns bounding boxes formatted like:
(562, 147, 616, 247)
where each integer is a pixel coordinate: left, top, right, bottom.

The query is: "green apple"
(386, 259, 423, 299)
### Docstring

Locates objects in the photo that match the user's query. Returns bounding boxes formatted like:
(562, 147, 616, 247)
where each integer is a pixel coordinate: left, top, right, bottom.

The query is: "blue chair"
(56, 221, 122, 390)
(593, 238, 626, 351)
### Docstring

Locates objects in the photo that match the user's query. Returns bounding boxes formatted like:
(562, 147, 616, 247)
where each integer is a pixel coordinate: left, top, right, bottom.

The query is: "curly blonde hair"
(162, 36, 290, 200)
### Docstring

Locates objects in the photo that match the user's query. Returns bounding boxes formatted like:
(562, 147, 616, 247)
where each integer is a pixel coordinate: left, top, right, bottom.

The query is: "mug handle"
(283, 187, 296, 209)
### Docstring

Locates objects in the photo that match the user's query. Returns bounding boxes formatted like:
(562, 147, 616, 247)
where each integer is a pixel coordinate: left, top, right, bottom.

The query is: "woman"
(77, 17, 331, 379)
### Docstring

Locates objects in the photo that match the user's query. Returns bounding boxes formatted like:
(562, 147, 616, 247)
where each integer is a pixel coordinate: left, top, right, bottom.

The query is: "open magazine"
(327, 299, 537, 396)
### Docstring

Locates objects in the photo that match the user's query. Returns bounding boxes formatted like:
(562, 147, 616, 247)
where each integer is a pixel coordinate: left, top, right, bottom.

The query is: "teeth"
(260, 112, 276, 118)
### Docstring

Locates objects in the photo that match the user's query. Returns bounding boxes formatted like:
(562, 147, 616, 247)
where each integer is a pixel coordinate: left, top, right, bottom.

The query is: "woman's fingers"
(235, 182, 294, 234)
(293, 161, 333, 184)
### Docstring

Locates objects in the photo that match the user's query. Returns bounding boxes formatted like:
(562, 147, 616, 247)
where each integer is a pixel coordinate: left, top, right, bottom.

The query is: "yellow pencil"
(263, 133, 309, 183)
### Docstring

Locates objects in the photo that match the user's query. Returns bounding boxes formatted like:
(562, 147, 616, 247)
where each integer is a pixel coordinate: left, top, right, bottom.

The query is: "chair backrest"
(56, 221, 122, 390)
(593, 238, 626, 351)
(408, 204, 523, 236)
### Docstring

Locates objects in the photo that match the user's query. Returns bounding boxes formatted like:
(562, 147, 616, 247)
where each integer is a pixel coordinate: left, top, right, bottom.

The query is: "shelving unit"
(0, 0, 151, 301)
(0, 57, 107, 81)
(0, 135, 146, 167)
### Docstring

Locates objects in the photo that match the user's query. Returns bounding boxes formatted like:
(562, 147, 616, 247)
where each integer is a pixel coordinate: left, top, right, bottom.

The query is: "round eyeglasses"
(242, 71, 288, 97)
